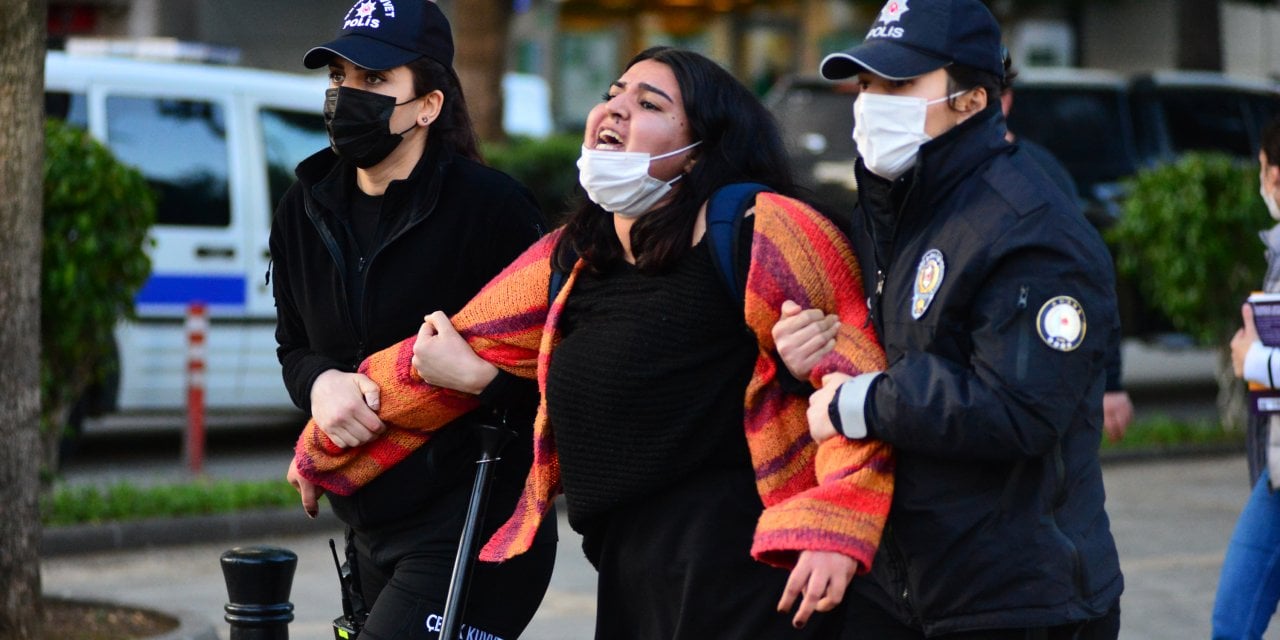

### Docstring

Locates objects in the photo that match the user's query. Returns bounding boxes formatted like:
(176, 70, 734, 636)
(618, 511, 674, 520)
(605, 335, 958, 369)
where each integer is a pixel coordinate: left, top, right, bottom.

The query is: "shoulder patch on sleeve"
(1037, 295, 1087, 352)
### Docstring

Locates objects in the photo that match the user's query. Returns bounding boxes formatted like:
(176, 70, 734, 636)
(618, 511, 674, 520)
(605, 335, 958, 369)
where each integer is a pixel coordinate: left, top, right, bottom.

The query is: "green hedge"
(1099, 416, 1243, 450)
(1108, 152, 1266, 346)
(42, 119, 156, 475)
(484, 134, 582, 227)
(42, 480, 301, 526)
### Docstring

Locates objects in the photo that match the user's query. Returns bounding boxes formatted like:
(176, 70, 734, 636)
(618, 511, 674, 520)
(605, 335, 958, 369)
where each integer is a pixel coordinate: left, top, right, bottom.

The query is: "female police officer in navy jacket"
(275, 2, 554, 638)
(774, 0, 1123, 637)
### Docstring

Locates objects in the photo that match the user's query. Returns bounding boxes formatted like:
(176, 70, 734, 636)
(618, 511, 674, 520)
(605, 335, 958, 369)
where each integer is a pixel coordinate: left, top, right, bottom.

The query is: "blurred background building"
(40, 0, 1280, 135)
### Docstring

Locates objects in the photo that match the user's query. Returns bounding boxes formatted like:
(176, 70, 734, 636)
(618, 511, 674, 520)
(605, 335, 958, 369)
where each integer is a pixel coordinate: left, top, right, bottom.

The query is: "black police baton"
(438, 420, 515, 640)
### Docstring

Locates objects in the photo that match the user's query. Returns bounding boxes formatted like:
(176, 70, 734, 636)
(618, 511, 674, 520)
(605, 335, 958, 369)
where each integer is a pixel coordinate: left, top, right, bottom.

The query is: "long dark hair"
(407, 56, 482, 162)
(555, 46, 798, 273)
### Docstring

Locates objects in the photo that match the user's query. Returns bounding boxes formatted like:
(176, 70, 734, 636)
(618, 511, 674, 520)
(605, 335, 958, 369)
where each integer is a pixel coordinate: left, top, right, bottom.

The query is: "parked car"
(765, 69, 1280, 337)
(1008, 68, 1280, 227)
(764, 75, 861, 224)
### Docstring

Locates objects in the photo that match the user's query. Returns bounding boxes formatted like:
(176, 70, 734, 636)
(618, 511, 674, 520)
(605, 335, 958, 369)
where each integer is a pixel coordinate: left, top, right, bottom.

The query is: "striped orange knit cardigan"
(295, 192, 894, 570)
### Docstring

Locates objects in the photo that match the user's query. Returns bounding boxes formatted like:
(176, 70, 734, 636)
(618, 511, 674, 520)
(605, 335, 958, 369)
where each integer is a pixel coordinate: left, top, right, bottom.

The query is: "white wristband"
(835, 372, 882, 440)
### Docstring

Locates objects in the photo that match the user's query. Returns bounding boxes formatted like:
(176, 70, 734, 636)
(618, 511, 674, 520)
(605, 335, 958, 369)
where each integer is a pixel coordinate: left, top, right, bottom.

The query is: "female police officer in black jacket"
(275, 2, 554, 638)
(774, 0, 1123, 637)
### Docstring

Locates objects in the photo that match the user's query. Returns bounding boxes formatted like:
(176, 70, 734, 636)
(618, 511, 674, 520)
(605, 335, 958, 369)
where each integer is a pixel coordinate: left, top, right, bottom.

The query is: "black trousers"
(349, 505, 557, 640)
(842, 589, 1121, 640)
(590, 467, 846, 639)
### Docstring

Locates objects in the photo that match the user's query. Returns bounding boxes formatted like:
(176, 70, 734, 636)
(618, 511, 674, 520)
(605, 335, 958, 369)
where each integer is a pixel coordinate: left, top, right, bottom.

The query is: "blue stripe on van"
(135, 275, 246, 306)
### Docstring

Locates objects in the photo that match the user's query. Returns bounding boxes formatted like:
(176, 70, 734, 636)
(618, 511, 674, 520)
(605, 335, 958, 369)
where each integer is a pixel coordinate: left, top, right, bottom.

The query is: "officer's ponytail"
(406, 56, 482, 163)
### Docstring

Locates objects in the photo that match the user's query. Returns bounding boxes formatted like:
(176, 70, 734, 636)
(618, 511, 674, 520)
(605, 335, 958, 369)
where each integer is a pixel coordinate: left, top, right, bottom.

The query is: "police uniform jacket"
(847, 104, 1124, 634)
(271, 139, 546, 531)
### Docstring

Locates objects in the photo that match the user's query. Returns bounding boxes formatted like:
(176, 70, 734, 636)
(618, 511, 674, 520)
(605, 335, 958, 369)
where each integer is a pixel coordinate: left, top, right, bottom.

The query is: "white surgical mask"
(1263, 183, 1280, 222)
(853, 91, 962, 180)
(577, 141, 702, 217)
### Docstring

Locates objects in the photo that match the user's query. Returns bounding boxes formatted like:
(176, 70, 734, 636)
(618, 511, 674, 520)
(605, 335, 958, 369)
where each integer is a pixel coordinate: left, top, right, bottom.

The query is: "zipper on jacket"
(355, 161, 446, 346)
(302, 196, 361, 341)
(863, 270, 885, 330)
(1048, 444, 1086, 597)
(869, 179, 917, 329)
(1051, 441, 1068, 508)
(862, 217, 887, 331)
(1015, 284, 1030, 381)
(351, 249, 368, 361)
(879, 526, 918, 623)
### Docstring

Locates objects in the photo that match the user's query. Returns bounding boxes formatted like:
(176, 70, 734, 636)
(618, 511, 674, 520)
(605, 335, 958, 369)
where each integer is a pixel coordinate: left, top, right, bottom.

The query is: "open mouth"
(594, 128, 624, 150)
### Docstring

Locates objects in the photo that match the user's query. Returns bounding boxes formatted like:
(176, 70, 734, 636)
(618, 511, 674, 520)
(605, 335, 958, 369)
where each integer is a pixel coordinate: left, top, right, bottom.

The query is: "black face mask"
(323, 86, 419, 168)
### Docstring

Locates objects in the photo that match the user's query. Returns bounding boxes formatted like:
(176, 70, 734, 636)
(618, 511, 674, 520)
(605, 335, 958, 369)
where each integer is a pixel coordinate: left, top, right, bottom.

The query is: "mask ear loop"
(938, 87, 972, 112)
(652, 140, 702, 186)
(650, 140, 703, 161)
(394, 94, 434, 133)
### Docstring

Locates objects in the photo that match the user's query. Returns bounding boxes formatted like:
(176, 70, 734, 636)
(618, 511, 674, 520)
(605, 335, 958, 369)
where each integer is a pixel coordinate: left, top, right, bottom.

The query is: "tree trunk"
(452, 0, 512, 143)
(0, 0, 47, 637)
(1218, 345, 1249, 432)
(1176, 0, 1223, 71)
(40, 399, 75, 487)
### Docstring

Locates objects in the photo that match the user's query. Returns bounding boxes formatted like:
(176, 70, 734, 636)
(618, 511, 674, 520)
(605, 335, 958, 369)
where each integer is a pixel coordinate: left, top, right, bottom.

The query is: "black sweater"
(545, 240, 757, 536)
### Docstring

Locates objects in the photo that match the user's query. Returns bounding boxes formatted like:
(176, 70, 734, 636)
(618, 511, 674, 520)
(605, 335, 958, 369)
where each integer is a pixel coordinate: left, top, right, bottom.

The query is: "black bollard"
(221, 545, 298, 640)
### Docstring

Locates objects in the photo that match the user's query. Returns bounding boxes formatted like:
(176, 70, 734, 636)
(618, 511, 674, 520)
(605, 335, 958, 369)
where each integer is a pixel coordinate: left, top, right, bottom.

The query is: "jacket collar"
(295, 137, 451, 228)
(910, 103, 1010, 204)
(855, 103, 1010, 231)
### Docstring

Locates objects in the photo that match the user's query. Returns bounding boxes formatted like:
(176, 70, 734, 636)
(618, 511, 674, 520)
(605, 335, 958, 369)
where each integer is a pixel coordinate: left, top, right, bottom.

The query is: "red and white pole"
(185, 301, 207, 475)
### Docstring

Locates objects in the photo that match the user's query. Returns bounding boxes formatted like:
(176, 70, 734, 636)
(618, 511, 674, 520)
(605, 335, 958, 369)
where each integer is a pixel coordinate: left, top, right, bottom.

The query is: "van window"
(106, 96, 231, 227)
(260, 108, 328, 216)
(45, 91, 88, 129)
(1156, 90, 1252, 156)
(1010, 87, 1135, 194)
(1243, 94, 1280, 151)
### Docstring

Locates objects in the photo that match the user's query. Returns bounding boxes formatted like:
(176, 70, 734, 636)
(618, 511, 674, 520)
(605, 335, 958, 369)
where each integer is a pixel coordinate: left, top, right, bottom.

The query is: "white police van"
(45, 49, 331, 420)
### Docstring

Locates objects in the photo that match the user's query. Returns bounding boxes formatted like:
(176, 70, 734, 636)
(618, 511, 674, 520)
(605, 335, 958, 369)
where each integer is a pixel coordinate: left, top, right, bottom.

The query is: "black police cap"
(820, 0, 1004, 81)
(303, 0, 453, 71)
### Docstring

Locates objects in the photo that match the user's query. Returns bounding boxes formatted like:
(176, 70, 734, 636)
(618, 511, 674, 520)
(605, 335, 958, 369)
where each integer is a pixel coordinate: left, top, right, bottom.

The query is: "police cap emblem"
(1036, 295, 1086, 352)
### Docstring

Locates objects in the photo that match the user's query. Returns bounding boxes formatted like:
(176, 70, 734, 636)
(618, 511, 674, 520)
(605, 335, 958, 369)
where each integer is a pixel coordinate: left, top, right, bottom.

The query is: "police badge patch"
(911, 249, 945, 320)
(1037, 295, 1087, 352)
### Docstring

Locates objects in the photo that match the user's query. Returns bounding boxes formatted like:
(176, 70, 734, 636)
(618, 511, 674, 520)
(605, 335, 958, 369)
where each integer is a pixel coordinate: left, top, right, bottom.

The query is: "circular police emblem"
(910, 249, 945, 320)
(1037, 296, 1087, 352)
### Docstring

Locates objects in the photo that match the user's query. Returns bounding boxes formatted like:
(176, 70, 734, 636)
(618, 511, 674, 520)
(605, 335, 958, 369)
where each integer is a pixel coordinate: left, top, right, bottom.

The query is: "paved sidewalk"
(43, 505, 596, 640)
(43, 453, 1280, 639)
(1103, 455, 1279, 639)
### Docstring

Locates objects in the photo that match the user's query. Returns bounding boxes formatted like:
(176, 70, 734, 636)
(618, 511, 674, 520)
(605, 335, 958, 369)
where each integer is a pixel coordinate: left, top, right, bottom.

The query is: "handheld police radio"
(329, 538, 364, 639)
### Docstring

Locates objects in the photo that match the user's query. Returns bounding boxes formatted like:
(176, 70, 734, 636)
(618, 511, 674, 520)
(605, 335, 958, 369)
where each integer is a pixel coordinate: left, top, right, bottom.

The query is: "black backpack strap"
(548, 244, 577, 305)
(705, 182, 772, 302)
